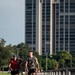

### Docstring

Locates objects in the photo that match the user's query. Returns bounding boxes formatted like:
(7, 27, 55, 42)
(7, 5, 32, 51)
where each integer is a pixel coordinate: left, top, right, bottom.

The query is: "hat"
(13, 54, 17, 57)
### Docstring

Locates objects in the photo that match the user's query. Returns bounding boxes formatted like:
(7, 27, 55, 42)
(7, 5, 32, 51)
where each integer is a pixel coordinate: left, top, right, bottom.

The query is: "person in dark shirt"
(25, 50, 39, 75)
(8, 54, 21, 75)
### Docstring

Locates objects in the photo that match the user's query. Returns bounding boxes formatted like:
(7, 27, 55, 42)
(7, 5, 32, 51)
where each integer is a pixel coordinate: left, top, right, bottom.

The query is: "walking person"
(25, 50, 39, 75)
(8, 54, 22, 75)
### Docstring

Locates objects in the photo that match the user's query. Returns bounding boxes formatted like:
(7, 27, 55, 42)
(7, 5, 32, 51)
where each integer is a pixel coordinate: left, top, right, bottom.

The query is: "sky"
(0, 0, 25, 45)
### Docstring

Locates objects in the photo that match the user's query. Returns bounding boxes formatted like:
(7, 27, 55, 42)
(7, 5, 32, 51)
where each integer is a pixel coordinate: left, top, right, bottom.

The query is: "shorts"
(28, 69, 36, 75)
(11, 69, 19, 75)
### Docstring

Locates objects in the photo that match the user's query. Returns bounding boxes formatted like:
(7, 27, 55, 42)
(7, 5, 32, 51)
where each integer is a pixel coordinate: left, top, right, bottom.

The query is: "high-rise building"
(25, 0, 75, 55)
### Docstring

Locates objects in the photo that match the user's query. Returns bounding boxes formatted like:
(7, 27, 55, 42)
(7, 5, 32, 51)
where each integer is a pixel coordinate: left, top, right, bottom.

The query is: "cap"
(13, 54, 17, 57)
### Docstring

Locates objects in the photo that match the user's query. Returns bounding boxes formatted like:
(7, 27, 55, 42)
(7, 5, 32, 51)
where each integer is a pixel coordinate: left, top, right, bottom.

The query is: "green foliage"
(56, 50, 71, 68)
(41, 57, 46, 70)
(57, 50, 71, 60)
(0, 39, 6, 47)
(0, 73, 10, 75)
(0, 39, 75, 70)
(0, 46, 10, 68)
(52, 59, 58, 69)
(5, 44, 16, 56)
(47, 58, 52, 69)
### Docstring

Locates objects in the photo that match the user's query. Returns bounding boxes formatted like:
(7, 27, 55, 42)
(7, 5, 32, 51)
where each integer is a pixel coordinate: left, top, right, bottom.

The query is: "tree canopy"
(0, 41, 75, 70)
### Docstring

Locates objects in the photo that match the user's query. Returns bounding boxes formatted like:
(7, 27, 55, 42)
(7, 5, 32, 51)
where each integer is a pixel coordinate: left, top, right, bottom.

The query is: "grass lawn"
(0, 72, 25, 75)
(0, 72, 10, 75)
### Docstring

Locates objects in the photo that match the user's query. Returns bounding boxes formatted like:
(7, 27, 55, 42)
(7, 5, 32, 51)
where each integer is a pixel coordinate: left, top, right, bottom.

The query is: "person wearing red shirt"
(8, 54, 21, 75)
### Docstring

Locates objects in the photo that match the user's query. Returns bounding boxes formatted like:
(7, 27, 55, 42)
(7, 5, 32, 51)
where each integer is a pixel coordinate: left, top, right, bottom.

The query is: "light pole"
(46, 53, 48, 71)
(70, 54, 72, 67)
(16, 48, 20, 57)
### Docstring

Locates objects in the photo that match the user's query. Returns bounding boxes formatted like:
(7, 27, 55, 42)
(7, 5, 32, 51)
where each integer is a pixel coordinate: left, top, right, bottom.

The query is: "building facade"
(25, 0, 75, 55)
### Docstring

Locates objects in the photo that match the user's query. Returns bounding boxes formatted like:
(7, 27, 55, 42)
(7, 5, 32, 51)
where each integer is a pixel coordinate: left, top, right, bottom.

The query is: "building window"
(40, 0, 42, 3)
(54, 0, 57, 2)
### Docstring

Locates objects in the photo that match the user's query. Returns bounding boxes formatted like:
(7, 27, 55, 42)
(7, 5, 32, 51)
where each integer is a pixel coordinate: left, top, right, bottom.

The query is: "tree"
(56, 50, 71, 68)
(0, 46, 10, 69)
(41, 57, 46, 70)
(6, 44, 16, 55)
(15, 43, 31, 70)
(47, 58, 52, 69)
(0, 39, 6, 47)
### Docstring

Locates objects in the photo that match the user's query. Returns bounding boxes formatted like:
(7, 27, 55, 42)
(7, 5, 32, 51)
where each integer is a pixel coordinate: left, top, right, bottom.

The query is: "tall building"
(25, 0, 75, 55)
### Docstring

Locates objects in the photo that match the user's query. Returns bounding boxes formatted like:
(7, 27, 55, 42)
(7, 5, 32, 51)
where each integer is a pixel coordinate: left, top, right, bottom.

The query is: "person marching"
(25, 50, 39, 75)
(8, 54, 22, 75)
